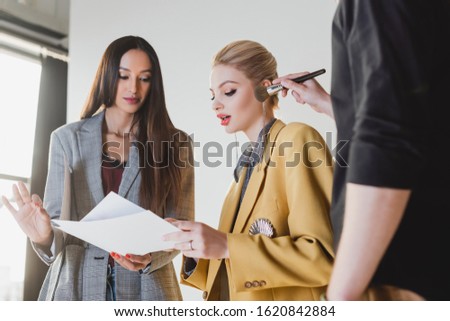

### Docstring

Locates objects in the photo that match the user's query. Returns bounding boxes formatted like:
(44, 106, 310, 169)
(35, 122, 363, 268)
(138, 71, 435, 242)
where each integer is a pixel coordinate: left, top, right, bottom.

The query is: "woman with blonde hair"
(164, 40, 334, 300)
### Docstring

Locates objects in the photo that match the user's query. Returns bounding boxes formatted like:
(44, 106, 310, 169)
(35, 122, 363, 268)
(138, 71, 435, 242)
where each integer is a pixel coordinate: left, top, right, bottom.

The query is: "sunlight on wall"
(0, 51, 41, 177)
(0, 50, 42, 300)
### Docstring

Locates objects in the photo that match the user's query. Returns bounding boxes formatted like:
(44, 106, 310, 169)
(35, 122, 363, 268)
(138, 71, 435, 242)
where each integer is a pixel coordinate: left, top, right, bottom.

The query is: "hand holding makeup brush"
(273, 71, 334, 119)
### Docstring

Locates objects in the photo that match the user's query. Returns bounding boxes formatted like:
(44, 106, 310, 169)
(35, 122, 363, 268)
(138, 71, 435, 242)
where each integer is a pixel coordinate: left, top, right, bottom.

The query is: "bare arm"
(326, 183, 411, 300)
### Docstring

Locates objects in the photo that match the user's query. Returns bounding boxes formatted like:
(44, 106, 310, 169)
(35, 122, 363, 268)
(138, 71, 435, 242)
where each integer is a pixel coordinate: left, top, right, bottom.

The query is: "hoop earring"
(234, 133, 239, 166)
(262, 103, 267, 133)
(259, 103, 268, 171)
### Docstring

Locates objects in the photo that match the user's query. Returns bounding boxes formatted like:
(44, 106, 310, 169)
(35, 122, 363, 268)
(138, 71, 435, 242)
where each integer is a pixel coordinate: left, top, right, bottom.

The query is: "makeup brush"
(254, 68, 326, 102)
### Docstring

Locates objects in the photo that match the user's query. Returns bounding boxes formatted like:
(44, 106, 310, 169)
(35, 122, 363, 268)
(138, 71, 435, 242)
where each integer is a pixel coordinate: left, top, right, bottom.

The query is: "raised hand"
(273, 72, 334, 119)
(1, 181, 53, 247)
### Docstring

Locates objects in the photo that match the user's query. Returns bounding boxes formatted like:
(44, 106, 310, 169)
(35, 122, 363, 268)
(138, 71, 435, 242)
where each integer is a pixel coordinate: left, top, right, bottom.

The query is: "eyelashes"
(118, 75, 151, 82)
(225, 89, 236, 97)
(210, 89, 237, 101)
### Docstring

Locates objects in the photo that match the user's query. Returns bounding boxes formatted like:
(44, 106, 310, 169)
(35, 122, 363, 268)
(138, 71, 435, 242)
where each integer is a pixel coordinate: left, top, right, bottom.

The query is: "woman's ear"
(261, 79, 272, 87)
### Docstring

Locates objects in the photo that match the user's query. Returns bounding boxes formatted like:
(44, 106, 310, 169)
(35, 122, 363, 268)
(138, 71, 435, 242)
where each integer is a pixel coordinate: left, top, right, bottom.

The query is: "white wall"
(68, 0, 337, 300)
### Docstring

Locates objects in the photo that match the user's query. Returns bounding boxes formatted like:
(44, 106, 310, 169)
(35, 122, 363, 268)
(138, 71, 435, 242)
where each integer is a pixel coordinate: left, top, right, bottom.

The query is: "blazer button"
(245, 281, 252, 288)
(260, 280, 267, 286)
(202, 291, 208, 299)
(252, 280, 261, 287)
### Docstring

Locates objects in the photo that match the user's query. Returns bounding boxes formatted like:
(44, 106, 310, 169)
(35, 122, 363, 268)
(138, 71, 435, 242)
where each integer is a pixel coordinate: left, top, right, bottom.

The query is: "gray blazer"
(33, 111, 195, 300)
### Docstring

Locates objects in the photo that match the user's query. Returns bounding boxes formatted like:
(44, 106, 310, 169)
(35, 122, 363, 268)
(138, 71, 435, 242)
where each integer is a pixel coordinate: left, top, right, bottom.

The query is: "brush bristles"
(254, 85, 269, 102)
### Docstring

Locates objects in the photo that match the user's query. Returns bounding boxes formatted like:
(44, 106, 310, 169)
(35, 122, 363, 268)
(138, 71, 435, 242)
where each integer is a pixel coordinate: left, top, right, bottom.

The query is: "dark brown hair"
(80, 35, 186, 215)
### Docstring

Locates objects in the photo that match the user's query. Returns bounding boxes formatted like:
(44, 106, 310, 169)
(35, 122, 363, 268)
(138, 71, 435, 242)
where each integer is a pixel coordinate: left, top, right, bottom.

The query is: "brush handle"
(291, 69, 326, 83)
(264, 69, 327, 98)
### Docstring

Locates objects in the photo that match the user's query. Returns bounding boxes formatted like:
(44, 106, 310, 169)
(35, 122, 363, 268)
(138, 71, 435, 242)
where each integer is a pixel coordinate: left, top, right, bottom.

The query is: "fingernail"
(111, 252, 116, 257)
(125, 254, 131, 259)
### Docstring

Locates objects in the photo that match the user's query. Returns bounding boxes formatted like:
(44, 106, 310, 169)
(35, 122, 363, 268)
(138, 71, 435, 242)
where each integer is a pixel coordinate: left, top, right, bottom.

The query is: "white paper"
(80, 192, 145, 222)
(51, 192, 179, 255)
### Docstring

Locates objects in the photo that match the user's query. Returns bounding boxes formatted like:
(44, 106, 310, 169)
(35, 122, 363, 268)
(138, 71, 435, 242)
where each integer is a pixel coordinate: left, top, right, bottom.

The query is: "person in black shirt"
(275, 0, 450, 300)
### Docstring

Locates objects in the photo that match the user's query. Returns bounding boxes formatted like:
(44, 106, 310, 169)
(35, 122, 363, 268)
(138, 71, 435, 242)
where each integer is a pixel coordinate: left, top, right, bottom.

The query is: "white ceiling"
(0, 0, 70, 50)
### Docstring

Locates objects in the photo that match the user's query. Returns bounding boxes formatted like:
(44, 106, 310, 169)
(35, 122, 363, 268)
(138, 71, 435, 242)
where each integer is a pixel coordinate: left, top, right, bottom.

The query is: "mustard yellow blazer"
(182, 120, 334, 300)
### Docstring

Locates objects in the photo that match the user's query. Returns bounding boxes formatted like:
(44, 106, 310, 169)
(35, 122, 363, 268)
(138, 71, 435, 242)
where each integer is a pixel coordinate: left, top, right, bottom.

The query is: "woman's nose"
(129, 78, 137, 94)
(212, 100, 223, 111)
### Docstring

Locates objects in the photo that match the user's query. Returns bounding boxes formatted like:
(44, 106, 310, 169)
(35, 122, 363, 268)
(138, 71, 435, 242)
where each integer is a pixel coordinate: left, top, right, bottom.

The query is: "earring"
(234, 133, 239, 166)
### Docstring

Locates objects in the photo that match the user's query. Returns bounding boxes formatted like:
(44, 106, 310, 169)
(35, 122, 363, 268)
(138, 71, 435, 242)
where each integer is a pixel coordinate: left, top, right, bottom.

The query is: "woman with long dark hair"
(2, 35, 194, 300)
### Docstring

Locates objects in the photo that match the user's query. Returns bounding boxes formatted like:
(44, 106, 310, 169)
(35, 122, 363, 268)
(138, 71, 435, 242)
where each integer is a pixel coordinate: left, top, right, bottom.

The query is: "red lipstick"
(217, 114, 231, 126)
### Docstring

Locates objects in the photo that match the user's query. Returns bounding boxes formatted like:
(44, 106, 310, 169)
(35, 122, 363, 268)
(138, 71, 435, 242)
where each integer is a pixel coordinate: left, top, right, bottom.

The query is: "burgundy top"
(102, 155, 125, 195)
(102, 154, 126, 266)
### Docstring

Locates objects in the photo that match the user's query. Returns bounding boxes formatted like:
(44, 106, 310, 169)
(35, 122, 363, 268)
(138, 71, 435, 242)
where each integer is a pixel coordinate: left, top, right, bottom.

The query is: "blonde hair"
(212, 40, 279, 109)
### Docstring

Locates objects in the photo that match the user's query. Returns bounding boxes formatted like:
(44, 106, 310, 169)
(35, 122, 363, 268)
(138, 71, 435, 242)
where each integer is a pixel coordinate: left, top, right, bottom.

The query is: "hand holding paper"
(52, 192, 179, 255)
(110, 251, 152, 272)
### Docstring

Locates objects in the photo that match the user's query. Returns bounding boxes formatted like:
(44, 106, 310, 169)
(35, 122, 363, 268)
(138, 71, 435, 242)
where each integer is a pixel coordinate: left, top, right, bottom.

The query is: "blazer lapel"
(118, 143, 140, 198)
(218, 167, 248, 233)
(77, 112, 105, 206)
(232, 120, 285, 234)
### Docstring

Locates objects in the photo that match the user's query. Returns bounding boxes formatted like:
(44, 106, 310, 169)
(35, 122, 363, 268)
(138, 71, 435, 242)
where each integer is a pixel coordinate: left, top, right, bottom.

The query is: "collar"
(233, 118, 276, 182)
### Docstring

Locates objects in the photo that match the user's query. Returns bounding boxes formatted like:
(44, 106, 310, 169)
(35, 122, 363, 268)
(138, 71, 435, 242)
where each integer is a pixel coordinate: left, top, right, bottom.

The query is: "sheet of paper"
(81, 192, 145, 222)
(51, 192, 180, 255)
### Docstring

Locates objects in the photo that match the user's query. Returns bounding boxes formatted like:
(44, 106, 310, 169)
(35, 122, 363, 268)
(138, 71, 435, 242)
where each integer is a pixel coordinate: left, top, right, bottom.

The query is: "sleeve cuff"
(348, 141, 422, 188)
(183, 257, 198, 277)
(139, 262, 152, 275)
(32, 238, 56, 263)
